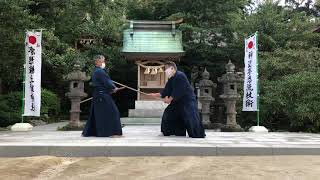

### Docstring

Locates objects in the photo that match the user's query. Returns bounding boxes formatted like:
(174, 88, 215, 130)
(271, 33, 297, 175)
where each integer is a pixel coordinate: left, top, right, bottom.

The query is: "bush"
(0, 97, 21, 127)
(0, 89, 61, 127)
(260, 71, 320, 132)
(41, 89, 60, 117)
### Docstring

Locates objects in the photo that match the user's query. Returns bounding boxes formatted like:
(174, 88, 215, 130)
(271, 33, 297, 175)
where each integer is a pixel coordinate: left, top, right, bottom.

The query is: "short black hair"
(164, 61, 177, 70)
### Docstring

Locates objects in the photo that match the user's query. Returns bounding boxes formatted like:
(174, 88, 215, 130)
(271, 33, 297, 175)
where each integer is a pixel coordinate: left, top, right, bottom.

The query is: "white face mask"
(165, 68, 174, 78)
(101, 62, 106, 69)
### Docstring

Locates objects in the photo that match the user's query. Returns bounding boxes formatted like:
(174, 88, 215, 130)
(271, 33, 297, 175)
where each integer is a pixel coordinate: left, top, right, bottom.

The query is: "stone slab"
(0, 146, 49, 157)
(1, 123, 320, 156)
(121, 117, 161, 125)
(135, 100, 168, 110)
(217, 147, 273, 156)
(128, 109, 164, 118)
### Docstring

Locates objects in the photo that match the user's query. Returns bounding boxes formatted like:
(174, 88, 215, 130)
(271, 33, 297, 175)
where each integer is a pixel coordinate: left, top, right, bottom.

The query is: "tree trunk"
(0, 78, 2, 95)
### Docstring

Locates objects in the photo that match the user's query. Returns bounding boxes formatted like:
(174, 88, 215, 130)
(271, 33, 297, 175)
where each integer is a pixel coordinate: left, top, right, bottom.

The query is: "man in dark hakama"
(82, 55, 122, 137)
(150, 62, 206, 138)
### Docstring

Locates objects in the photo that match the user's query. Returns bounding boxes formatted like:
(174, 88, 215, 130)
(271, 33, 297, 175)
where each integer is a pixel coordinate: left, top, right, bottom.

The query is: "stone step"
(121, 117, 161, 125)
(135, 100, 168, 110)
(128, 109, 164, 118)
(2, 124, 320, 157)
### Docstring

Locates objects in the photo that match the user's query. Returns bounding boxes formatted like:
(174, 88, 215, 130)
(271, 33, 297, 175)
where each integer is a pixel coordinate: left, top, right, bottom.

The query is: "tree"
(234, 1, 320, 131)
(0, 0, 130, 115)
(285, 0, 320, 17)
(0, 0, 40, 93)
(125, 0, 250, 77)
(2, 0, 320, 131)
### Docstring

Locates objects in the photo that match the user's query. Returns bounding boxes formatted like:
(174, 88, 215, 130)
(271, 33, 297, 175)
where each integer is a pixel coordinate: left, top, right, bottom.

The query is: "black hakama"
(160, 71, 206, 138)
(82, 67, 122, 137)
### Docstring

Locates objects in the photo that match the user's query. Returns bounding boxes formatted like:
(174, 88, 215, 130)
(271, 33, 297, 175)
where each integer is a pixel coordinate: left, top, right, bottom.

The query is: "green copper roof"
(122, 30, 184, 53)
(121, 20, 185, 60)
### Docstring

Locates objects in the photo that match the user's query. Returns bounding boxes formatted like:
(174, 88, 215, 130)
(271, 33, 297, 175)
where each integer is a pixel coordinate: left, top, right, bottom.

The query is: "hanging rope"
(139, 63, 165, 75)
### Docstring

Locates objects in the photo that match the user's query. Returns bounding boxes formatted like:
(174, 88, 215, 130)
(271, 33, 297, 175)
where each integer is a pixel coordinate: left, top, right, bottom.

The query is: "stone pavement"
(1, 122, 320, 157)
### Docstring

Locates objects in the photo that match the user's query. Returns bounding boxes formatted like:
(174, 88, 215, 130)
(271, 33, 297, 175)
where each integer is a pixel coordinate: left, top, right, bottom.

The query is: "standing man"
(150, 61, 206, 138)
(82, 55, 122, 137)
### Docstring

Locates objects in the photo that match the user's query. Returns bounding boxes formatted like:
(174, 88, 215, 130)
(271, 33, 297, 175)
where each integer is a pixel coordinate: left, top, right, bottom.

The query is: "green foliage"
(126, 0, 249, 67)
(0, 93, 21, 127)
(0, 0, 129, 116)
(41, 88, 60, 116)
(285, 0, 320, 17)
(235, 2, 320, 132)
(0, 0, 40, 92)
(260, 47, 320, 81)
(232, 2, 318, 52)
(261, 72, 320, 132)
(0, 89, 60, 127)
(1, 0, 320, 132)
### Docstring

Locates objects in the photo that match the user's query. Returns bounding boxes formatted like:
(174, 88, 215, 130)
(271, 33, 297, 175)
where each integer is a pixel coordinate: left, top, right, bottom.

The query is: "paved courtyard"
(1, 122, 320, 156)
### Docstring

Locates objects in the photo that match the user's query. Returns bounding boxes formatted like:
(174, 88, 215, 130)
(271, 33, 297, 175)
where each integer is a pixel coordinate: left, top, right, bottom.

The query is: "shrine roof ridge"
(126, 19, 183, 30)
(126, 19, 183, 25)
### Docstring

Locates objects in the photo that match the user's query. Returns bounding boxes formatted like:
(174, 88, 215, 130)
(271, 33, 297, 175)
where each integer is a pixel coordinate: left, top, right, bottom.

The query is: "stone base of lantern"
(221, 123, 244, 132)
(201, 114, 211, 127)
(68, 121, 83, 128)
(249, 126, 269, 133)
(204, 123, 224, 131)
(11, 123, 33, 132)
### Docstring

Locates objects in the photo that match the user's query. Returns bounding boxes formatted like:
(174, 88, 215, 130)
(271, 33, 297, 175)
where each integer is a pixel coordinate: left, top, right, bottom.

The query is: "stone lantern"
(198, 68, 217, 127)
(218, 61, 243, 132)
(65, 60, 90, 127)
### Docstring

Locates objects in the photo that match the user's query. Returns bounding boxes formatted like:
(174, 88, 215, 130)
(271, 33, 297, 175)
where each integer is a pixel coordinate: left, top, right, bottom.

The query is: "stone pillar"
(198, 96, 213, 126)
(69, 96, 82, 127)
(218, 61, 243, 132)
(65, 60, 90, 127)
(198, 68, 216, 128)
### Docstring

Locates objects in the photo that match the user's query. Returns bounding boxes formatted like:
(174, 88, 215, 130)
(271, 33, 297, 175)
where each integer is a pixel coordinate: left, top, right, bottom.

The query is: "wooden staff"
(113, 81, 162, 100)
(80, 97, 93, 104)
(112, 81, 161, 100)
(113, 81, 149, 96)
(80, 81, 161, 103)
(80, 86, 126, 104)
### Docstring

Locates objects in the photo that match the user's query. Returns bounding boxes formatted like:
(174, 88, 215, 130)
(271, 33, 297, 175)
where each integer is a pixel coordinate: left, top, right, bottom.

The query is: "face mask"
(165, 68, 174, 78)
(101, 63, 106, 69)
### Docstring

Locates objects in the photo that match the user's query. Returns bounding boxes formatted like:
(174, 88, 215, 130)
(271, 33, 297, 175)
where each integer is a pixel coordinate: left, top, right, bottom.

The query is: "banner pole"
(256, 31, 260, 126)
(21, 31, 27, 123)
(247, 31, 268, 133)
(21, 64, 26, 123)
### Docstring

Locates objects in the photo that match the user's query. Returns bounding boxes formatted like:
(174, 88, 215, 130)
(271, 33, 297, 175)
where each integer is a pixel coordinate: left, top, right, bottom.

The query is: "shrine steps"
(128, 109, 164, 118)
(121, 117, 161, 125)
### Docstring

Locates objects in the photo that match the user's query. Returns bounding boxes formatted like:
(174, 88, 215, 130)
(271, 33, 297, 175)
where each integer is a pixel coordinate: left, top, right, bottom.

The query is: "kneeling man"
(150, 62, 206, 138)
